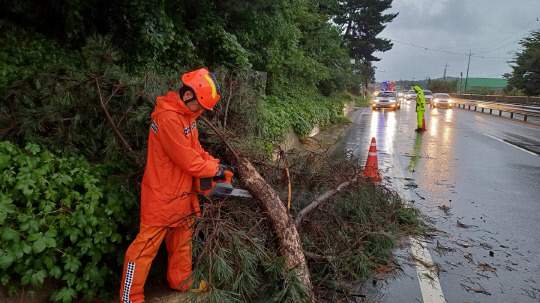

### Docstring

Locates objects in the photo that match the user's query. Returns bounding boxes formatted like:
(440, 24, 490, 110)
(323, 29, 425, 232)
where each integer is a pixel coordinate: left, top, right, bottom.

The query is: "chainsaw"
(194, 167, 252, 200)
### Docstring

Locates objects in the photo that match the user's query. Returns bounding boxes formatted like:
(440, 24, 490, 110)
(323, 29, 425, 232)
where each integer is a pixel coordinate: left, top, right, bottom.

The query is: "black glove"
(214, 165, 226, 180)
(214, 164, 234, 181)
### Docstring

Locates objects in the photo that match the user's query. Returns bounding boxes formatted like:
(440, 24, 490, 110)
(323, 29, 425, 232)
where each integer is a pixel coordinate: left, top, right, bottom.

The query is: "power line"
(392, 39, 513, 59)
(389, 18, 539, 60)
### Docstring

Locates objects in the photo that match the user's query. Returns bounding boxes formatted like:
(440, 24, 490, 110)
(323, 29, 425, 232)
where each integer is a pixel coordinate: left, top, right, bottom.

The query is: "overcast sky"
(373, 0, 540, 82)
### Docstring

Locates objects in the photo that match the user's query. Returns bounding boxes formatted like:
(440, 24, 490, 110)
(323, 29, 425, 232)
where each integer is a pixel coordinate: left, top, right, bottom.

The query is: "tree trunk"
(199, 116, 313, 300)
(235, 157, 314, 301)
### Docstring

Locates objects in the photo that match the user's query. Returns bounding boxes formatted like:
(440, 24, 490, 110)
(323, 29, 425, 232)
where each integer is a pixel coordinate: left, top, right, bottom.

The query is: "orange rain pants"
(119, 223, 192, 303)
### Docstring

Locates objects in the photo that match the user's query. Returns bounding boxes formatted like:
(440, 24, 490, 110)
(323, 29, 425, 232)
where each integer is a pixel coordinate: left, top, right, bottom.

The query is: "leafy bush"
(0, 141, 136, 302)
(257, 91, 350, 141)
(0, 20, 82, 90)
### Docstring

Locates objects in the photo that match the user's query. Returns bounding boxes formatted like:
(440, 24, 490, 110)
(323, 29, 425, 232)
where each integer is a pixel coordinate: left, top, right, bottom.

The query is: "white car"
(432, 93, 453, 108)
(405, 90, 417, 101)
(371, 91, 401, 110)
(423, 90, 434, 104)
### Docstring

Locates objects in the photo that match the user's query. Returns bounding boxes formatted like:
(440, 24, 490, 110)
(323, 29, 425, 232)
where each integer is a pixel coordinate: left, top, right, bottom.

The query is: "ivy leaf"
(24, 144, 41, 155)
(53, 286, 77, 303)
(15, 176, 36, 196)
(50, 266, 62, 279)
(20, 218, 40, 234)
(0, 250, 14, 270)
(64, 227, 83, 243)
(0, 153, 11, 170)
(22, 242, 32, 254)
(1, 227, 20, 243)
(30, 269, 46, 286)
(10, 242, 25, 259)
(32, 237, 47, 254)
(27, 232, 41, 242)
(0, 195, 16, 224)
(64, 256, 81, 273)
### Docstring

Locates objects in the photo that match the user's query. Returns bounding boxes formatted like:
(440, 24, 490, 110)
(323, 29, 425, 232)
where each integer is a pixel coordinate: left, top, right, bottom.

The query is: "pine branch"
(294, 176, 358, 228)
(94, 77, 133, 152)
(198, 115, 239, 161)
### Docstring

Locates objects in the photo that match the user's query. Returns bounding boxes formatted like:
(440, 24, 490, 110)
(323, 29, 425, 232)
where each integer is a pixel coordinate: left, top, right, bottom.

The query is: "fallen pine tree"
(175, 117, 424, 303)
(1, 62, 423, 302)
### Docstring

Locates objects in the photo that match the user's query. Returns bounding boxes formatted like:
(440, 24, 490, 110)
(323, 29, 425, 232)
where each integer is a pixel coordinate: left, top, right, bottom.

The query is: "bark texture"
(235, 157, 314, 300)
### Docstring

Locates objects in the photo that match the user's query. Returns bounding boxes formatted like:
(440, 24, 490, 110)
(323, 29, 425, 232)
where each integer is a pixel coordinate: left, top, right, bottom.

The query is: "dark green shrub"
(0, 141, 136, 302)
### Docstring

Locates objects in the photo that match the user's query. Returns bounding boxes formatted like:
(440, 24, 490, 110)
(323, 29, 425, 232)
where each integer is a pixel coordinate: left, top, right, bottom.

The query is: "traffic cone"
(421, 117, 427, 131)
(360, 137, 383, 182)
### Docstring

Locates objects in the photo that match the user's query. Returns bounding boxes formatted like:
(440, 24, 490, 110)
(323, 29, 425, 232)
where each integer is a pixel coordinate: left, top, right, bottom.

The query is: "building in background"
(457, 78, 508, 93)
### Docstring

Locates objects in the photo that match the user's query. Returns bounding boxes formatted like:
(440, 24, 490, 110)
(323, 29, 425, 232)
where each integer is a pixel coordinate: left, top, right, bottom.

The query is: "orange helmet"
(181, 68, 221, 110)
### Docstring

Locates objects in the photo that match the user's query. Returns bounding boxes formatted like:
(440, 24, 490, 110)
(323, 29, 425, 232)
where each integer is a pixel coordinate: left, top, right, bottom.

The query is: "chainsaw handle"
(195, 170, 234, 195)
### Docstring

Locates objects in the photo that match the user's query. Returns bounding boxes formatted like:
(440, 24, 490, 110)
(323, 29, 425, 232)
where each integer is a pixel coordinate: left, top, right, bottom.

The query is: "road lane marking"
(484, 134, 538, 156)
(389, 144, 446, 303)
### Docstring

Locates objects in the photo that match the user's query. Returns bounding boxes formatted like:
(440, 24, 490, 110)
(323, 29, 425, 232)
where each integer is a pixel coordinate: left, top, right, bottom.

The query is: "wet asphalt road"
(334, 100, 540, 302)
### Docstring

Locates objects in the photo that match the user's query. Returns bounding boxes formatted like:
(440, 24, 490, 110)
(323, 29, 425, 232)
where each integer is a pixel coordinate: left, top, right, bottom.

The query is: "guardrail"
(452, 99, 540, 122)
(449, 94, 540, 105)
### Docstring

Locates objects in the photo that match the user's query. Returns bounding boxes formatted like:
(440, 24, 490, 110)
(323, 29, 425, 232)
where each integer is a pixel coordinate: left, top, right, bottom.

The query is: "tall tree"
(334, 0, 397, 62)
(352, 58, 375, 95)
(508, 30, 540, 96)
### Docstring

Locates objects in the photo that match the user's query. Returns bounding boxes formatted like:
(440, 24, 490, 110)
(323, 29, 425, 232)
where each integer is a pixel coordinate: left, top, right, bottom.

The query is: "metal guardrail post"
(452, 98, 540, 122)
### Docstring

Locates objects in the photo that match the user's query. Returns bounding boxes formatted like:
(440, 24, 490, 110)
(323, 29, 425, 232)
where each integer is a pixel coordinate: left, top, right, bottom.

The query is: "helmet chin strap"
(179, 85, 197, 104)
(183, 96, 197, 104)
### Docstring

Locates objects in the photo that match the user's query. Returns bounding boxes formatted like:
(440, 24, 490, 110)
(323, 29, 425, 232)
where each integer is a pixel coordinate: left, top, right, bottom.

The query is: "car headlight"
(434, 98, 439, 103)
(448, 99, 453, 103)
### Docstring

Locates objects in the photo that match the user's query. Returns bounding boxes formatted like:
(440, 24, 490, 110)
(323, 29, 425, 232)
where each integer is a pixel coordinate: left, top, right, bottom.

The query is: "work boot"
(190, 280, 208, 293)
(414, 127, 423, 132)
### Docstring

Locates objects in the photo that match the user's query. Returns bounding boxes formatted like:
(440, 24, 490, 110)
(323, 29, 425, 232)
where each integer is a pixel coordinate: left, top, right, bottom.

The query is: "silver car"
(405, 90, 417, 101)
(432, 93, 453, 108)
(371, 91, 401, 110)
(422, 90, 434, 105)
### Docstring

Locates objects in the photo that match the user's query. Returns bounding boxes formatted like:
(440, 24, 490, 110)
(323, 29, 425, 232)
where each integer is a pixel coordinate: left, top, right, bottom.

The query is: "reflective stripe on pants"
(119, 223, 193, 303)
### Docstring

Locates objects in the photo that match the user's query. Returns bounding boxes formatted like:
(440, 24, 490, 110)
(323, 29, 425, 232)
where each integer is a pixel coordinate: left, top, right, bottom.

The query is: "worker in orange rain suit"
(413, 85, 426, 131)
(120, 68, 225, 303)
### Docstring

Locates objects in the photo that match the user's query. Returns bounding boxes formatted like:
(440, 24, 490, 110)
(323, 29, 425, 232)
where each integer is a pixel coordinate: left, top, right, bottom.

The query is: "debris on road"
(438, 204, 451, 213)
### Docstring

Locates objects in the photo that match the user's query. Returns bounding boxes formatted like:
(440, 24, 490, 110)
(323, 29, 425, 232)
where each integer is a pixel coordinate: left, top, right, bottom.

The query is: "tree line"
(0, 1, 413, 302)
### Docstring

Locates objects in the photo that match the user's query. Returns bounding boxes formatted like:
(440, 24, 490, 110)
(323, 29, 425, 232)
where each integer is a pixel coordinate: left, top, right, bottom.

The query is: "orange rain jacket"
(140, 91, 219, 226)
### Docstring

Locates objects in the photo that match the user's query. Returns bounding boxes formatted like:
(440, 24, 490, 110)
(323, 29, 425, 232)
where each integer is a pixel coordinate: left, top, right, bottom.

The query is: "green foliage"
(258, 91, 351, 141)
(0, 141, 136, 302)
(427, 79, 458, 93)
(184, 151, 423, 302)
(1, 37, 166, 166)
(0, 20, 83, 90)
(335, 0, 398, 61)
(508, 30, 540, 96)
(185, 199, 310, 303)
(0, 1, 410, 302)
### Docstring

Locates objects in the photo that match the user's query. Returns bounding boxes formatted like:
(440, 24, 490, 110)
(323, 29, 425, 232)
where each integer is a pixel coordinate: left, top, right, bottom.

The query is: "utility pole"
(443, 62, 449, 81)
(464, 50, 471, 93)
(459, 72, 463, 94)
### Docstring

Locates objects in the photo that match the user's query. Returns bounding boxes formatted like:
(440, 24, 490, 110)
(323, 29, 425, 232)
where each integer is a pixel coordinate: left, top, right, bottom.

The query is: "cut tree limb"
(295, 177, 359, 228)
(199, 116, 314, 301)
(235, 157, 313, 299)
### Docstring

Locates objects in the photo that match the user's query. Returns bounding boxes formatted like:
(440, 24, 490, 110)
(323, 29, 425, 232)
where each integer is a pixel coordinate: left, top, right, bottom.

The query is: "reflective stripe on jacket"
(414, 86, 426, 112)
(141, 91, 219, 226)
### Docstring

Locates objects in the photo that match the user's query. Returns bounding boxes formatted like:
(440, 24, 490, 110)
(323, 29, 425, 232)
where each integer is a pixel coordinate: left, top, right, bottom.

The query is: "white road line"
(389, 144, 446, 303)
(483, 134, 538, 156)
